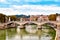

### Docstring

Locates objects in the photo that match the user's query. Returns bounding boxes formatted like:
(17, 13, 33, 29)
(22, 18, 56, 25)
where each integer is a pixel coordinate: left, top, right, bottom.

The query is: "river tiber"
(0, 14, 60, 40)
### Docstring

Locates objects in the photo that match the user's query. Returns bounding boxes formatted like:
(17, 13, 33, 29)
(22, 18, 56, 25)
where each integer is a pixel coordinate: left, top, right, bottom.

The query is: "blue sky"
(0, 0, 60, 15)
(0, 0, 60, 7)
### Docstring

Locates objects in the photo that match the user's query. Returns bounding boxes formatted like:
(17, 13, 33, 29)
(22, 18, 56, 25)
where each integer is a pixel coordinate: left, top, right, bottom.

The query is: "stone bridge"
(13, 21, 57, 29)
(4, 21, 60, 40)
(5, 21, 57, 29)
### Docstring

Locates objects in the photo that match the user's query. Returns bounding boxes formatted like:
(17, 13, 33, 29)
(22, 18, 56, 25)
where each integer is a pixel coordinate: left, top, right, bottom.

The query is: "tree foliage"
(48, 14, 57, 21)
(8, 15, 17, 21)
(0, 13, 6, 23)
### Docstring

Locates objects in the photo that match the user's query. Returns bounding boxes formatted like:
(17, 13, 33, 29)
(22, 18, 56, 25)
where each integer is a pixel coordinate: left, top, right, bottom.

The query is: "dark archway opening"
(7, 22, 16, 28)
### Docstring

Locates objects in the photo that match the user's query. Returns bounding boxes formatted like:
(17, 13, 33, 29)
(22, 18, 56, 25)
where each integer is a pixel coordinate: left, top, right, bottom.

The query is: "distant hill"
(16, 14, 30, 18)
(56, 13, 60, 16)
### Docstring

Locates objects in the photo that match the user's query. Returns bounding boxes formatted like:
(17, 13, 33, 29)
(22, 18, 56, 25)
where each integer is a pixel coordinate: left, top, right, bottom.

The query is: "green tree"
(48, 14, 57, 21)
(0, 13, 6, 23)
(8, 15, 17, 21)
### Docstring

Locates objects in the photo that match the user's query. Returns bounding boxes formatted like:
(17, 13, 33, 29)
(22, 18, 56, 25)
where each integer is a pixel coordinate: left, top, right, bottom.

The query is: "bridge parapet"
(6, 21, 57, 26)
(56, 24, 60, 40)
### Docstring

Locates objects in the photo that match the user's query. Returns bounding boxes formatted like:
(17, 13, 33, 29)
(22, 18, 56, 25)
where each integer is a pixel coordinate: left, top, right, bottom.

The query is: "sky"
(0, 0, 60, 15)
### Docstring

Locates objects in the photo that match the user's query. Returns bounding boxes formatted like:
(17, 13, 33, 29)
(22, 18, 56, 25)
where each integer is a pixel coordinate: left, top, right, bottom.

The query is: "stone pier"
(19, 25, 25, 29)
(56, 24, 60, 40)
(37, 25, 42, 29)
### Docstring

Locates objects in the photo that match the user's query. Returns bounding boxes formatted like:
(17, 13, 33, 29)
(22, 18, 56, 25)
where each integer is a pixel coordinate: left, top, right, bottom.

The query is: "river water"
(0, 24, 56, 40)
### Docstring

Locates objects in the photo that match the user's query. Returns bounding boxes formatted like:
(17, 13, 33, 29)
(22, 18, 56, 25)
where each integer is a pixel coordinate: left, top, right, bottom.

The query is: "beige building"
(37, 15, 49, 22)
(30, 15, 38, 21)
(56, 16, 60, 22)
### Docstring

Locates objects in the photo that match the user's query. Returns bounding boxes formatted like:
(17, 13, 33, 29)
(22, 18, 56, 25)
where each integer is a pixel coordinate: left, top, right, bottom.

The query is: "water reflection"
(25, 25, 38, 33)
(0, 30, 6, 40)
(0, 24, 56, 40)
(5, 28, 55, 40)
(17, 26, 20, 33)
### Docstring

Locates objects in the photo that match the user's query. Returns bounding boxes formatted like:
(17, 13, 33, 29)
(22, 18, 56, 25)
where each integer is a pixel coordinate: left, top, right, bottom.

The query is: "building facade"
(56, 16, 60, 22)
(37, 15, 49, 22)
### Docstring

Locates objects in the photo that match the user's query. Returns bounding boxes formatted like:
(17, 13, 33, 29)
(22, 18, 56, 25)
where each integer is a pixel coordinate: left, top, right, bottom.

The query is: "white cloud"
(0, 0, 7, 3)
(0, 0, 10, 4)
(0, 8, 20, 15)
(0, 5, 60, 15)
(0, 0, 5, 2)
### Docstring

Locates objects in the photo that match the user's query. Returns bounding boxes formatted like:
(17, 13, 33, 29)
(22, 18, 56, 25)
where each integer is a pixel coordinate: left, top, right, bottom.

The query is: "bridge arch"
(21, 22, 38, 29)
(6, 22, 16, 28)
(22, 21, 39, 26)
(41, 23, 56, 40)
(39, 22, 57, 31)
(23, 22, 37, 26)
